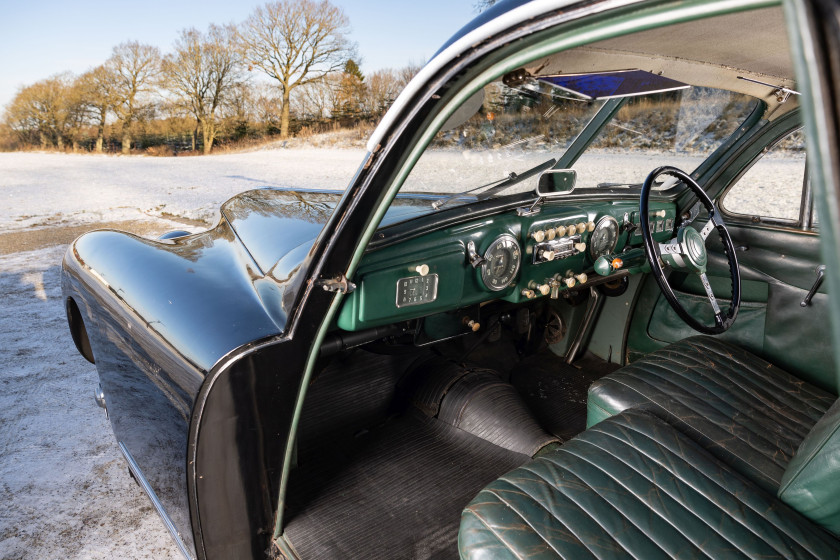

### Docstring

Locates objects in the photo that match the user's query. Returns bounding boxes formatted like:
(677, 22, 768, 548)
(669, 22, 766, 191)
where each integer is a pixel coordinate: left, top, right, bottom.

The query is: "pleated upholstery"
(459, 410, 840, 560)
(587, 336, 835, 492)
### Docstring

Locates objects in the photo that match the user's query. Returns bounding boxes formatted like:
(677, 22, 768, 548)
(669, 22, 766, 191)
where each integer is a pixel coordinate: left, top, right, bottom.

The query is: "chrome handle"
(801, 265, 826, 307)
(466, 241, 487, 268)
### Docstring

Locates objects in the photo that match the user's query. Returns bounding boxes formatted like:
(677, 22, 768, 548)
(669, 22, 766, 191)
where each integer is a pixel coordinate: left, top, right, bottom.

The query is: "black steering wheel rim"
(640, 166, 741, 334)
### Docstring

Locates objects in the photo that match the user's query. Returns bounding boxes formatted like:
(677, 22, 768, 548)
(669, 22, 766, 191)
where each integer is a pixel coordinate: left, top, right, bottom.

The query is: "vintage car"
(61, 0, 840, 558)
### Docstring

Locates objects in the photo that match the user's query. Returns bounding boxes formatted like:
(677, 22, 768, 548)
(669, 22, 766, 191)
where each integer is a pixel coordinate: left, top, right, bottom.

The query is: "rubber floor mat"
(283, 411, 529, 559)
(511, 351, 619, 440)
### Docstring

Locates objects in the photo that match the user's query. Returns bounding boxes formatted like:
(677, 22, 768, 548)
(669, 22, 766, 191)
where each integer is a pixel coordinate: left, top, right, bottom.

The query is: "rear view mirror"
(537, 169, 577, 196)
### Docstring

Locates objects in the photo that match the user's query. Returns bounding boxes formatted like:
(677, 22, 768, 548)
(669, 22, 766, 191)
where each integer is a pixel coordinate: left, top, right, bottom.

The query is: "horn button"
(678, 226, 708, 272)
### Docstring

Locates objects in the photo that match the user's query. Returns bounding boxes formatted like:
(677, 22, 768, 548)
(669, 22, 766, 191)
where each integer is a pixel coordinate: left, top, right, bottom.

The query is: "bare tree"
(5, 74, 85, 150)
(161, 25, 242, 154)
(107, 41, 161, 154)
(293, 72, 341, 120)
(77, 65, 117, 152)
(363, 68, 401, 119)
(238, 0, 356, 138)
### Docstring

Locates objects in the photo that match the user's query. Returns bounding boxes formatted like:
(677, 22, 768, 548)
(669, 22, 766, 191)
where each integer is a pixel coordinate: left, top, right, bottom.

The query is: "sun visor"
(538, 69, 689, 100)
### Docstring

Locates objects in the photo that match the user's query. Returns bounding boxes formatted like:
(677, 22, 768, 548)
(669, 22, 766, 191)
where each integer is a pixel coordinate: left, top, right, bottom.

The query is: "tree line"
(1, 0, 421, 155)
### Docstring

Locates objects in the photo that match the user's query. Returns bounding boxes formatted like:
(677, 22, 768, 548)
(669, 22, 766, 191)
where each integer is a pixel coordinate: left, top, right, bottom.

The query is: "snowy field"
(0, 147, 804, 559)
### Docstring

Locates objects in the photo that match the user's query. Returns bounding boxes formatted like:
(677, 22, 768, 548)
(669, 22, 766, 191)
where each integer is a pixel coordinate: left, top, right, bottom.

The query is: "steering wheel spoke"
(698, 272, 722, 315)
(699, 218, 716, 241)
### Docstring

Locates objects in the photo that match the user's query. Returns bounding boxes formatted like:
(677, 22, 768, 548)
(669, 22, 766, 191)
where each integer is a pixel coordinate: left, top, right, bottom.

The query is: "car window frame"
(717, 125, 813, 231)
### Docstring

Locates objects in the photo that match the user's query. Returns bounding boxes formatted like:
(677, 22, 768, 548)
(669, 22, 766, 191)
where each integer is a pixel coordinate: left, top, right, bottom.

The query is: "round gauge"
(589, 215, 619, 260)
(480, 234, 521, 291)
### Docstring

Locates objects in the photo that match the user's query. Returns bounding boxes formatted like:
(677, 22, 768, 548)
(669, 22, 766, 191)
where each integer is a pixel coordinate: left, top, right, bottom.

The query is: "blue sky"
(0, 0, 477, 110)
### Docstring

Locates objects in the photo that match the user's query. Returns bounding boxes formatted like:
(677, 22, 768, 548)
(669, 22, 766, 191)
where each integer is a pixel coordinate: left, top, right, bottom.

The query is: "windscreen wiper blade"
(431, 158, 556, 210)
(596, 182, 641, 188)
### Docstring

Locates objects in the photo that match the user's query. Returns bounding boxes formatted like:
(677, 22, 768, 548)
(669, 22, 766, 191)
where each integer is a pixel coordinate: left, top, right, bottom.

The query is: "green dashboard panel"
(336, 199, 676, 331)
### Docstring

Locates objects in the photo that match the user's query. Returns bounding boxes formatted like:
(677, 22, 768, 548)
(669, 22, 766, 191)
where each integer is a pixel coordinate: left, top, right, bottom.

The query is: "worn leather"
(779, 398, 840, 535)
(587, 336, 835, 492)
(459, 410, 840, 560)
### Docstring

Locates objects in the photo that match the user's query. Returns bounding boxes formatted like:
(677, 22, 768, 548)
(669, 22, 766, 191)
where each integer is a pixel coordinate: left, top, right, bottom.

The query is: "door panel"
(631, 221, 834, 393)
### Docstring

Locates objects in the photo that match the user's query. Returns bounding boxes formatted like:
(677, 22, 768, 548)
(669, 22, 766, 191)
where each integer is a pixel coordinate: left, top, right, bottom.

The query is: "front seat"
(587, 336, 835, 492)
(459, 337, 840, 559)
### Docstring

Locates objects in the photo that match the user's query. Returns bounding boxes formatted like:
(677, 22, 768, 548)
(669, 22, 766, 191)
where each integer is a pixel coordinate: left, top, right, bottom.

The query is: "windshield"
(397, 80, 758, 209)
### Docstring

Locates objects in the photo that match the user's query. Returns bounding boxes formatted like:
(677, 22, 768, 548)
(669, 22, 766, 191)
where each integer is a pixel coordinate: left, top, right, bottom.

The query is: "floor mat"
(283, 411, 528, 559)
(511, 351, 620, 440)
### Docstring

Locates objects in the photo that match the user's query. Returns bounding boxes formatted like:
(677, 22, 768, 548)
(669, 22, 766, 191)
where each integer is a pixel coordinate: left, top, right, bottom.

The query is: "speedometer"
(589, 216, 619, 259)
(480, 234, 521, 291)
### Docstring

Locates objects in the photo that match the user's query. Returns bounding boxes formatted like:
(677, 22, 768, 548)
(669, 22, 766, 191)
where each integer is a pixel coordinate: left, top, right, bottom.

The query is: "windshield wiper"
(596, 177, 679, 189)
(596, 182, 642, 188)
(431, 158, 556, 210)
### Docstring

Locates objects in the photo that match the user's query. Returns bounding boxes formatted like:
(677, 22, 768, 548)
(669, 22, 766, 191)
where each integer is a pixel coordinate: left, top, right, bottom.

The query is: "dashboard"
(336, 199, 676, 333)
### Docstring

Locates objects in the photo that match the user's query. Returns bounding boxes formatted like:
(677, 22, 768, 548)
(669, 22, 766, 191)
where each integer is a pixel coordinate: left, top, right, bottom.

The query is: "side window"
(720, 129, 806, 224)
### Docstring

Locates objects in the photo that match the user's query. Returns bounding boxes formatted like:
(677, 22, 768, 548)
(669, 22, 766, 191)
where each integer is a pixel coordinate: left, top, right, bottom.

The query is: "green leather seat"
(459, 410, 840, 559)
(587, 336, 835, 492)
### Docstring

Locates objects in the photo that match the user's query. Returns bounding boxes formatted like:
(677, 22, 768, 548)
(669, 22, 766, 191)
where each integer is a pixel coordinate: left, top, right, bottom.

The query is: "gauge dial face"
(589, 216, 619, 260)
(480, 234, 521, 291)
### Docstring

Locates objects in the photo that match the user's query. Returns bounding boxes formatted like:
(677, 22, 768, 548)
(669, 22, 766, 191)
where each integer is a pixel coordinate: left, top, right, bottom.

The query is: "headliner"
(526, 6, 796, 115)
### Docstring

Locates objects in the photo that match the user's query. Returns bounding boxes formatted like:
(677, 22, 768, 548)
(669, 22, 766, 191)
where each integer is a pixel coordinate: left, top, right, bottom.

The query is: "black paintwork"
(60, 187, 458, 558)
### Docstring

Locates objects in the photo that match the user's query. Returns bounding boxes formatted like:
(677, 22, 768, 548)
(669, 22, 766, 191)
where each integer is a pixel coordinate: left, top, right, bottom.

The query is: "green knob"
(594, 256, 612, 276)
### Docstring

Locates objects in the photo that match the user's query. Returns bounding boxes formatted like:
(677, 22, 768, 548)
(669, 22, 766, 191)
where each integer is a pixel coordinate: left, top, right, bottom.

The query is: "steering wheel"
(640, 166, 741, 334)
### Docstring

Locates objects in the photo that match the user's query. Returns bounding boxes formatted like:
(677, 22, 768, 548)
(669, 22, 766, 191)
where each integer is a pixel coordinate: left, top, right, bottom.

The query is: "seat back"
(778, 397, 840, 535)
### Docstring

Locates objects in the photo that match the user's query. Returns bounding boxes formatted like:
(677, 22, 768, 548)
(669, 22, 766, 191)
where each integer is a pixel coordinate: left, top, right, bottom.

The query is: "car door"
(629, 119, 835, 392)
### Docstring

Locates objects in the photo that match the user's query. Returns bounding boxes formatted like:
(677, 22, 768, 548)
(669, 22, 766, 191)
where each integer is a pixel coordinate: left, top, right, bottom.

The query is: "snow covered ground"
(0, 149, 369, 560)
(0, 146, 805, 559)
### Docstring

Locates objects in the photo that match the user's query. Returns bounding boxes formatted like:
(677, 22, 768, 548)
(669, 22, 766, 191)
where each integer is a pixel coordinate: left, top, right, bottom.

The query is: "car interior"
(274, 4, 839, 559)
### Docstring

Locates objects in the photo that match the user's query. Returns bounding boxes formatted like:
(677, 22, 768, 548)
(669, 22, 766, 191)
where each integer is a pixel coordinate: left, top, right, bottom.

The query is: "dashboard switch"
(539, 249, 556, 262)
(574, 273, 588, 284)
(545, 228, 556, 241)
(576, 222, 586, 234)
(414, 264, 430, 276)
(532, 230, 545, 242)
(555, 225, 567, 237)
(463, 317, 481, 331)
(529, 281, 551, 296)
(564, 277, 576, 288)
(586, 221, 596, 232)
(521, 289, 536, 299)
(574, 242, 586, 253)
(549, 279, 562, 299)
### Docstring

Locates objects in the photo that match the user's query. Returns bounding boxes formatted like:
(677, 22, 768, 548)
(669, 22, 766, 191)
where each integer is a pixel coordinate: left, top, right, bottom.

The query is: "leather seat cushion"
(459, 410, 840, 560)
(587, 336, 835, 492)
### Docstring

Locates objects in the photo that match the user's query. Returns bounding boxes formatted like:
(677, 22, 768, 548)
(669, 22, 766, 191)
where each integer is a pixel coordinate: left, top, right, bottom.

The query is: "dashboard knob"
(537, 283, 551, 296)
(574, 273, 588, 284)
(555, 225, 567, 237)
(545, 228, 556, 241)
(414, 264, 430, 276)
(576, 222, 586, 234)
(521, 289, 536, 299)
(655, 209, 667, 218)
(532, 230, 545, 242)
(564, 277, 576, 288)
(540, 250, 556, 261)
(586, 221, 596, 232)
(574, 242, 586, 253)
(462, 316, 481, 331)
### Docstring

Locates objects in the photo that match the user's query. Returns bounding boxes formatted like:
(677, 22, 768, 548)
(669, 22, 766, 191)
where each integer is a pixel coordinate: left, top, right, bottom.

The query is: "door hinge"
(315, 273, 356, 294)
